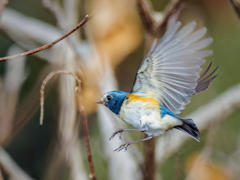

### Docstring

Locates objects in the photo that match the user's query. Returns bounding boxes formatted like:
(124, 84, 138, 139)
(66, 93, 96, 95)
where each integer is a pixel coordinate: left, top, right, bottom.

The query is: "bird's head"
(96, 91, 128, 114)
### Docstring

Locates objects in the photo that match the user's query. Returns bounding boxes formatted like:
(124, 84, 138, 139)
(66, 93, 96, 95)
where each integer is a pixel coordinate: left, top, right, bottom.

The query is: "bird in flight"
(96, 21, 219, 152)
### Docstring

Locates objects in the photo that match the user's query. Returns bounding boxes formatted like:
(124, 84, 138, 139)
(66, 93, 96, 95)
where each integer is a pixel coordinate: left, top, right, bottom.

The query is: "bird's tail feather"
(174, 118, 200, 142)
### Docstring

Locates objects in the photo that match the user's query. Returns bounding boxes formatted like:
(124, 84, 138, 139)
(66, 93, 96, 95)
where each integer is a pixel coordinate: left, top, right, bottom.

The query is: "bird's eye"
(106, 95, 112, 101)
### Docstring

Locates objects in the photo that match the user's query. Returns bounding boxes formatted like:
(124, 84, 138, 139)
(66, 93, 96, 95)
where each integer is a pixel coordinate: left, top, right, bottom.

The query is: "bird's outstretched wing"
(131, 21, 218, 114)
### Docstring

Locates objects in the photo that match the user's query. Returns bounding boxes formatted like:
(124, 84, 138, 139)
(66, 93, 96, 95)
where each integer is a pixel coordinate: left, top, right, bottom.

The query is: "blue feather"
(160, 105, 179, 118)
(105, 91, 129, 115)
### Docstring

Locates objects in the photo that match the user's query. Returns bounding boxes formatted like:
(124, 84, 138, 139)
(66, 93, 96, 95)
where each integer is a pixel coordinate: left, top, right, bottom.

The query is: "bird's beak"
(96, 98, 104, 104)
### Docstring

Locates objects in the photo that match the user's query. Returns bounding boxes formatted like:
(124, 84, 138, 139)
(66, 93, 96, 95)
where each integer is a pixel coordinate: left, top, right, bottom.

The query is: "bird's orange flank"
(126, 94, 159, 108)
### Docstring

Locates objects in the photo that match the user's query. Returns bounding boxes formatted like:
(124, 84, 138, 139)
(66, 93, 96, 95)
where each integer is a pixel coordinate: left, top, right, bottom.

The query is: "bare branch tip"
(39, 119, 43, 125)
(39, 70, 81, 126)
(40, 92, 45, 125)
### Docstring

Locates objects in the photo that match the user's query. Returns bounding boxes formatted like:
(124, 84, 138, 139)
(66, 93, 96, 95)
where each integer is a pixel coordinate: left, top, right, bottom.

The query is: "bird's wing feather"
(131, 21, 217, 114)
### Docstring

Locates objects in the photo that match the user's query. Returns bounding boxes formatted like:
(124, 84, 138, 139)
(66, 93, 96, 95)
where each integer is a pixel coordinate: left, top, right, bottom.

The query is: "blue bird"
(96, 21, 219, 152)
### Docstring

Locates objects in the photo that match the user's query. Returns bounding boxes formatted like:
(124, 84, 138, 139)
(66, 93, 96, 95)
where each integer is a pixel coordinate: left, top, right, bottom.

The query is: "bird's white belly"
(118, 100, 182, 137)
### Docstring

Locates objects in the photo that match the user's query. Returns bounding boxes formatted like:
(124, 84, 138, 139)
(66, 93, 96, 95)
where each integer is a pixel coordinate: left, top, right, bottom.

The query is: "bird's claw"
(109, 129, 123, 141)
(113, 143, 130, 152)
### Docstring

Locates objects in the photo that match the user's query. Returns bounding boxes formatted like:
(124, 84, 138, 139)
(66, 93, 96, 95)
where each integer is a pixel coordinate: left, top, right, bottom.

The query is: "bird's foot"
(109, 129, 123, 141)
(113, 143, 130, 152)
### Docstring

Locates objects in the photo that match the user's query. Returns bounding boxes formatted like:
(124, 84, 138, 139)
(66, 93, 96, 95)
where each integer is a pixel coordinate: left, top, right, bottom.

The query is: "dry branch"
(77, 83, 96, 180)
(136, 0, 186, 37)
(2, 7, 141, 180)
(0, 6, 99, 62)
(40, 70, 96, 180)
(156, 84, 240, 165)
(42, 41, 87, 180)
(40, 70, 78, 125)
(2, 7, 96, 179)
(135, 0, 187, 179)
(142, 138, 156, 180)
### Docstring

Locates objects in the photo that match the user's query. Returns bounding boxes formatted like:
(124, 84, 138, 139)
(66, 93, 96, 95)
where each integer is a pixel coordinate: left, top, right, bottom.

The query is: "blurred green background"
(0, 0, 240, 179)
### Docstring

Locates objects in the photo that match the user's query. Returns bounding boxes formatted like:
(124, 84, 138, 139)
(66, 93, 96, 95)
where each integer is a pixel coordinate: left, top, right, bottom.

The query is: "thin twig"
(40, 70, 76, 125)
(0, 6, 99, 62)
(40, 70, 96, 180)
(77, 82, 97, 180)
